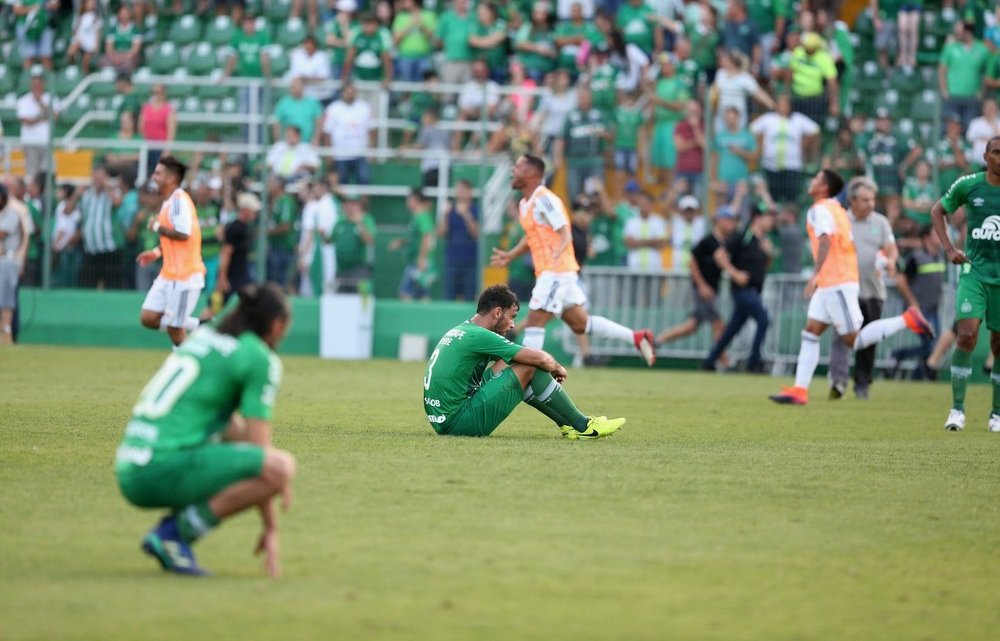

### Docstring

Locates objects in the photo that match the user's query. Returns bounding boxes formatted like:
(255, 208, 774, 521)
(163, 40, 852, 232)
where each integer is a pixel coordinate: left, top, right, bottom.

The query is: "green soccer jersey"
(902, 177, 936, 225)
(589, 64, 618, 117)
(269, 194, 298, 252)
(589, 214, 625, 266)
(615, 105, 644, 151)
(323, 19, 357, 68)
(616, 3, 655, 54)
(117, 328, 282, 463)
(332, 214, 376, 271)
(111, 22, 138, 51)
(941, 172, 1000, 284)
(472, 18, 508, 71)
(423, 320, 523, 425)
(407, 210, 435, 265)
(231, 30, 270, 77)
(554, 21, 600, 72)
(351, 28, 392, 81)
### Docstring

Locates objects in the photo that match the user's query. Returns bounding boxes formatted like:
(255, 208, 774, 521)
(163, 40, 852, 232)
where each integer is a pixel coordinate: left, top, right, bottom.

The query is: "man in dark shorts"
(205, 192, 258, 319)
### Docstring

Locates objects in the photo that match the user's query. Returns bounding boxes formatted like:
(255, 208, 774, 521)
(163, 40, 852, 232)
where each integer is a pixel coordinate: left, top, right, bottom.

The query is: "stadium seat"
(180, 95, 202, 113)
(196, 70, 232, 100)
(916, 33, 942, 66)
(889, 70, 922, 96)
(266, 45, 290, 77)
(853, 10, 875, 38)
(264, 0, 293, 22)
(16, 72, 32, 95)
(148, 42, 183, 75)
(59, 93, 91, 125)
(854, 61, 884, 93)
(204, 16, 237, 47)
(54, 66, 82, 97)
(165, 69, 194, 98)
(185, 42, 217, 76)
(275, 17, 307, 48)
(142, 14, 159, 43)
(88, 67, 118, 98)
(0, 67, 16, 95)
(910, 90, 939, 122)
(254, 16, 274, 39)
(874, 89, 900, 115)
(168, 14, 203, 46)
(5, 42, 23, 69)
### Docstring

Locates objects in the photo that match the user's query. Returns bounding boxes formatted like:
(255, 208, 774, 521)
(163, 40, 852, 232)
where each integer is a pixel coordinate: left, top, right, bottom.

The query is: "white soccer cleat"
(989, 414, 1000, 433)
(945, 409, 965, 432)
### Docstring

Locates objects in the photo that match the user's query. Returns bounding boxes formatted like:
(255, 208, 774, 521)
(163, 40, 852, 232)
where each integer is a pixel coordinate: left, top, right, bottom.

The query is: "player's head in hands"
(474, 285, 520, 335)
(218, 282, 292, 349)
(152, 156, 188, 195)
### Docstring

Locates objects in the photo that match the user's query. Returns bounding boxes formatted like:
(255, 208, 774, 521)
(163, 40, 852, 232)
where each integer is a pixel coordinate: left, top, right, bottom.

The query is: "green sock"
(524, 370, 589, 431)
(951, 349, 973, 412)
(991, 367, 1000, 417)
(176, 501, 221, 544)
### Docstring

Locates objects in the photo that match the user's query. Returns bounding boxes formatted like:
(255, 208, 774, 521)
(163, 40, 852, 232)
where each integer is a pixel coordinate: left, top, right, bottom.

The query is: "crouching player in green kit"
(932, 136, 1000, 432)
(115, 283, 296, 577)
(423, 284, 626, 439)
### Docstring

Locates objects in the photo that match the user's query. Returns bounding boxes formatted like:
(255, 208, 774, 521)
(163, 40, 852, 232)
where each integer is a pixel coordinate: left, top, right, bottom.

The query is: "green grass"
(2, 345, 999, 641)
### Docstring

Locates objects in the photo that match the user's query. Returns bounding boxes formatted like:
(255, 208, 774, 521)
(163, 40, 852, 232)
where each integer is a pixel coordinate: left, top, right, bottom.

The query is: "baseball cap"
(678, 195, 700, 211)
(802, 32, 825, 50)
(946, 112, 963, 124)
(715, 205, 736, 220)
(875, 107, 891, 119)
(237, 192, 262, 211)
(625, 179, 640, 194)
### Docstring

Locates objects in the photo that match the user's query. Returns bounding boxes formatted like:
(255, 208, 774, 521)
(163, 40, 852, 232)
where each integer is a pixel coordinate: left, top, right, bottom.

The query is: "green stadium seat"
(254, 16, 274, 39)
(0, 67, 17, 95)
(5, 42, 22, 69)
(180, 96, 202, 113)
(854, 61, 884, 93)
(923, 9, 955, 37)
(197, 70, 233, 99)
(148, 42, 183, 75)
(275, 17, 307, 48)
(185, 42, 217, 76)
(143, 14, 159, 43)
(264, 0, 293, 22)
(88, 67, 118, 98)
(59, 93, 91, 125)
(54, 66, 82, 97)
(218, 96, 239, 114)
(266, 45, 289, 77)
(16, 72, 32, 95)
(202, 98, 219, 113)
(916, 32, 943, 66)
(874, 89, 900, 115)
(168, 14, 203, 46)
(204, 16, 237, 47)
(890, 69, 922, 95)
(911, 89, 940, 122)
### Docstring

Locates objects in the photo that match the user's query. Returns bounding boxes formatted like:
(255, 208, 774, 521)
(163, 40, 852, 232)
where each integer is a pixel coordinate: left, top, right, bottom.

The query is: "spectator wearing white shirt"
(67, 0, 101, 73)
(749, 94, 820, 205)
(322, 83, 373, 185)
(531, 69, 577, 150)
(966, 98, 1000, 167)
(298, 179, 339, 297)
(623, 191, 669, 271)
(670, 195, 708, 272)
(16, 73, 56, 181)
(710, 49, 775, 131)
(454, 60, 501, 151)
(266, 125, 320, 183)
(52, 184, 83, 287)
(288, 36, 332, 101)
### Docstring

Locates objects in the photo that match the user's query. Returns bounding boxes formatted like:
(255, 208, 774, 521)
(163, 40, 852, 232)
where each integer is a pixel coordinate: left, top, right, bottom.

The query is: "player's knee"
(262, 449, 296, 489)
(957, 332, 978, 352)
(568, 318, 587, 334)
(139, 311, 160, 329)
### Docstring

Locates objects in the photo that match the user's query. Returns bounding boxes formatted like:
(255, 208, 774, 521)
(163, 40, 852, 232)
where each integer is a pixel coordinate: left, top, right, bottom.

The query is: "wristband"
(152, 221, 161, 233)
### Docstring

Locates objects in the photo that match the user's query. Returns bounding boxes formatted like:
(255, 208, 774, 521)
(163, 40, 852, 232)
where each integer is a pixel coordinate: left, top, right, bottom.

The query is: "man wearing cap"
(137, 157, 206, 347)
(215, 192, 260, 307)
(865, 107, 922, 223)
(789, 31, 838, 125)
(657, 204, 738, 356)
(670, 194, 707, 273)
(827, 176, 898, 400)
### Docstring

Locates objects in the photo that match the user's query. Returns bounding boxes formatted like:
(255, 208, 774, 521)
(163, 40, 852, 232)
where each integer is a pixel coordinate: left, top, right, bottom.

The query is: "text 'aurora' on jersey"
(941, 172, 1000, 285)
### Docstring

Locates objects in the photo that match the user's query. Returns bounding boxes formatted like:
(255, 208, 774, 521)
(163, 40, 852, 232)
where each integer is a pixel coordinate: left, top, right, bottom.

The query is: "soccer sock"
(176, 502, 221, 544)
(992, 366, 1000, 417)
(522, 327, 546, 350)
(524, 369, 589, 431)
(951, 349, 972, 412)
(183, 318, 200, 332)
(793, 331, 821, 389)
(586, 315, 634, 343)
(853, 316, 907, 351)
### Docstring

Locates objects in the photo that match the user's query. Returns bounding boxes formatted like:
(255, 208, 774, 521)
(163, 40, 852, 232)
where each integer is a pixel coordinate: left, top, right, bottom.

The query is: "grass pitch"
(2, 345, 999, 641)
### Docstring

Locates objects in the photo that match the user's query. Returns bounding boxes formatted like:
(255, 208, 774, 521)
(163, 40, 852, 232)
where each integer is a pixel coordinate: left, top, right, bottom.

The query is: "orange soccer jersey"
(519, 185, 579, 276)
(805, 197, 859, 288)
(157, 188, 206, 281)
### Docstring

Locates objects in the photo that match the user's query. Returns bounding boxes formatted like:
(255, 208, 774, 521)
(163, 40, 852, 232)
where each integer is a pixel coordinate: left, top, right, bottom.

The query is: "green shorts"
(439, 368, 524, 437)
(955, 273, 1000, 331)
(116, 443, 265, 509)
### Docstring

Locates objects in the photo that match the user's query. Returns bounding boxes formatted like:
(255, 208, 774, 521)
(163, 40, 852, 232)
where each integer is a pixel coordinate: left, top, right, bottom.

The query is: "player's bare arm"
(512, 347, 568, 383)
(712, 247, 749, 287)
(806, 234, 831, 298)
(931, 199, 968, 264)
(491, 234, 529, 267)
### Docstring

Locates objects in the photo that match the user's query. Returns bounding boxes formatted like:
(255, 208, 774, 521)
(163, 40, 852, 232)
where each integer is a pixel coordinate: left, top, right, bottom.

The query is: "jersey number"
(132, 354, 200, 419)
(423, 349, 440, 391)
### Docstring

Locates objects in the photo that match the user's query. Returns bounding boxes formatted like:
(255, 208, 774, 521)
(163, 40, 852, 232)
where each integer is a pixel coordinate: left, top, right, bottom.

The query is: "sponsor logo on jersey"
(961, 300, 974, 314)
(971, 215, 1000, 241)
(427, 414, 447, 424)
(973, 197, 986, 207)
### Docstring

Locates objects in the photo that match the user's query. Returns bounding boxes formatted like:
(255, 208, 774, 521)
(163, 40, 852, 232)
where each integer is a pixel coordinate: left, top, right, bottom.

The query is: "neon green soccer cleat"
(561, 416, 626, 440)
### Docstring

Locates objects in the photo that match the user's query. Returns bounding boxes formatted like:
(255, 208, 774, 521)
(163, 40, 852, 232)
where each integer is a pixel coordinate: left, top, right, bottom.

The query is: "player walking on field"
(423, 284, 626, 438)
(770, 169, 935, 405)
(116, 283, 295, 577)
(136, 156, 206, 347)
(491, 155, 656, 366)
(931, 136, 1000, 432)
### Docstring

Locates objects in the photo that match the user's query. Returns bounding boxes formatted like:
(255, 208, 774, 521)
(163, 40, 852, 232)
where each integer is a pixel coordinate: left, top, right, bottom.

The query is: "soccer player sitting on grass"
(769, 169, 935, 405)
(116, 283, 295, 577)
(423, 284, 626, 439)
(931, 136, 1000, 432)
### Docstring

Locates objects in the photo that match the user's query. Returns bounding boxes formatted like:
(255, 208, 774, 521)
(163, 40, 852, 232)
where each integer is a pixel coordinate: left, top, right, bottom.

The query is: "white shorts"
(807, 283, 864, 336)
(529, 272, 588, 315)
(142, 274, 204, 329)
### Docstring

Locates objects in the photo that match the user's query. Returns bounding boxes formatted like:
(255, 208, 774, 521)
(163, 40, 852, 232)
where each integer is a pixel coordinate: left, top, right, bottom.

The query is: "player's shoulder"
(945, 171, 985, 198)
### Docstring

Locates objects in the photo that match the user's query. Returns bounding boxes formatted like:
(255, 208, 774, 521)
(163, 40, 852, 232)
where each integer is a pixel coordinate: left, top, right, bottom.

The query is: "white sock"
(522, 327, 546, 350)
(586, 315, 634, 343)
(794, 331, 821, 389)
(853, 316, 907, 351)
(183, 318, 200, 332)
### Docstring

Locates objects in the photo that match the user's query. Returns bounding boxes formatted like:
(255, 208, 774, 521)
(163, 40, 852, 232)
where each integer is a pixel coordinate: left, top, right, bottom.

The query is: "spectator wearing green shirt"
(553, 3, 599, 78)
(389, 189, 437, 301)
(938, 20, 989, 128)
(513, 2, 558, 83)
(323, 8, 358, 80)
(266, 176, 301, 290)
(103, 5, 143, 73)
(436, 0, 476, 85)
(188, 179, 223, 295)
(226, 14, 272, 78)
(332, 197, 377, 293)
(344, 14, 394, 85)
(469, 2, 509, 83)
(392, 0, 437, 82)
(616, 0, 660, 57)
(712, 106, 758, 200)
(901, 160, 936, 227)
(555, 87, 610, 201)
(613, 90, 644, 183)
(114, 72, 143, 131)
(13, 0, 57, 70)
(272, 78, 324, 146)
(648, 54, 688, 188)
(929, 114, 972, 195)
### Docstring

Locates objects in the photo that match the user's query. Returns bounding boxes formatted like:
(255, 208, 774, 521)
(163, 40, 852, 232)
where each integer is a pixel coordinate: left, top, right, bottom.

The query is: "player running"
(423, 284, 626, 439)
(116, 283, 295, 577)
(137, 156, 206, 347)
(770, 169, 934, 405)
(931, 136, 1000, 432)
(490, 154, 656, 365)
